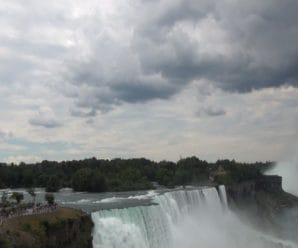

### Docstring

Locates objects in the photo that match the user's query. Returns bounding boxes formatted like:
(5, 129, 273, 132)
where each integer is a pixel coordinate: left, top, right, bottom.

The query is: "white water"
(96, 191, 158, 203)
(92, 186, 298, 248)
(266, 155, 298, 196)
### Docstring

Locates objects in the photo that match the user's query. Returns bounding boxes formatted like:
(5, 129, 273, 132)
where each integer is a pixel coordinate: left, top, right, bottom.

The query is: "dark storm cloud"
(133, 0, 298, 92)
(63, 0, 298, 114)
(111, 82, 176, 103)
(135, 0, 213, 34)
(2, 0, 297, 116)
(70, 79, 177, 114)
(1, 0, 297, 163)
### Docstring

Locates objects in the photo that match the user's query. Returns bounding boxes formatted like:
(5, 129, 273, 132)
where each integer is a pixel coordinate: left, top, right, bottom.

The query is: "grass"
(0, 208, 92, 248)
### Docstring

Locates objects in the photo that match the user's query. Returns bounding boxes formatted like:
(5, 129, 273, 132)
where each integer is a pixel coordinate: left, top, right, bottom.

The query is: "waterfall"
(91, 186, 298, 248)
(218, 185, 228, 207)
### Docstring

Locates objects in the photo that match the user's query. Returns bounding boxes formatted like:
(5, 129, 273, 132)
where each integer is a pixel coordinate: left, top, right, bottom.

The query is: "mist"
(266, 155, 298, 196)
(264, 151, 298, 244)
(92, 187, 297, 248)
(172, 207, 296, 248)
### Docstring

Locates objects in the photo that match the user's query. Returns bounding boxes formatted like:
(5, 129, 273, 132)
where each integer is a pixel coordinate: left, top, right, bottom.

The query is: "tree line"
(0, 157, 273, 192)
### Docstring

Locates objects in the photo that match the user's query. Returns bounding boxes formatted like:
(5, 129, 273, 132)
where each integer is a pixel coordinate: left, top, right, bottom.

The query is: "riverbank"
(0, 207, 93, 248)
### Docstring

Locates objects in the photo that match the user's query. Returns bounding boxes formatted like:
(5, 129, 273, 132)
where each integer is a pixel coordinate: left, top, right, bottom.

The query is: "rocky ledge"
(225, 175, 298, 235)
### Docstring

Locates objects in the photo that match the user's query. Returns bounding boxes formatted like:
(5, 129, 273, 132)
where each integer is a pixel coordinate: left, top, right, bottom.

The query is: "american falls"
(92, 186, 297, 248)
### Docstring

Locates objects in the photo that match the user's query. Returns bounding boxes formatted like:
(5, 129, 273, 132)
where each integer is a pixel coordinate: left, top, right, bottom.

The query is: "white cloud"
(29, 106, 61, 128)
(0, 129, 13, 140)
(0, 0, 297, 163)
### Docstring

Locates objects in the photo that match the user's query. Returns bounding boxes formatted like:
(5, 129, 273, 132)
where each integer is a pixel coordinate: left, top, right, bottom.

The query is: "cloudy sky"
(0, 0, 297, 163)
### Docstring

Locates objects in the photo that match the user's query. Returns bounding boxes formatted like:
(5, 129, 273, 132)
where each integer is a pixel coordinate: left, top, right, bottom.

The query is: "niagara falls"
(91, 186, 297, 248)
(1, 0, 298, 247)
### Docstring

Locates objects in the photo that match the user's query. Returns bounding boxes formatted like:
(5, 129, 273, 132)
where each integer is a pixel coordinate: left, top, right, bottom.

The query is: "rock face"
(256, 175, 282, 192)
(0, 208, 93, 248)
(226, 175, 297, 209)
(226, 175, 298, 235)
(226, 175, 283, 201)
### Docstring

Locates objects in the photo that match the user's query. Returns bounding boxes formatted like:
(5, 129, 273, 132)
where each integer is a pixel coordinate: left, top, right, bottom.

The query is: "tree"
(10, 192, 24, 204)
(72, 168, 107, 192)
(89, 171, 108, 192)
(174, 169, 190, 186)
(45, 193, 55, 205)
(46, 176, 60, 192)
(0, 178, 5, 188)
(27, 188, 36, 204)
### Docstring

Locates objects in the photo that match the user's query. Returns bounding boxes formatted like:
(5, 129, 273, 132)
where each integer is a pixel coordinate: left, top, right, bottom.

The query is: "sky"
(0, 0, 297, 164)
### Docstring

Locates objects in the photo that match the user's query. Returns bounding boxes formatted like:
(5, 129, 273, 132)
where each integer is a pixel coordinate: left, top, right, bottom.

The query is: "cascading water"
(92, 186, 298, 248)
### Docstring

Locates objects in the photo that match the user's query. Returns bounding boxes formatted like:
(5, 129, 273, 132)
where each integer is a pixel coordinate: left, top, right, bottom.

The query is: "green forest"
(0, 157, 273, 192)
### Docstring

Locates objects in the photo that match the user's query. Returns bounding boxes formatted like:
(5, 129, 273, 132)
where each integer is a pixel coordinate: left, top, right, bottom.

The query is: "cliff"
(226, 175, 298, 234)
(0, 207, 93, 248)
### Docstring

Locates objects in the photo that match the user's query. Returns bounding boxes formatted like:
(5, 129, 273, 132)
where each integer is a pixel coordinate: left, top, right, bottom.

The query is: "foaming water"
(96, 191, 158, 203)
(92, 186, 297, 248)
